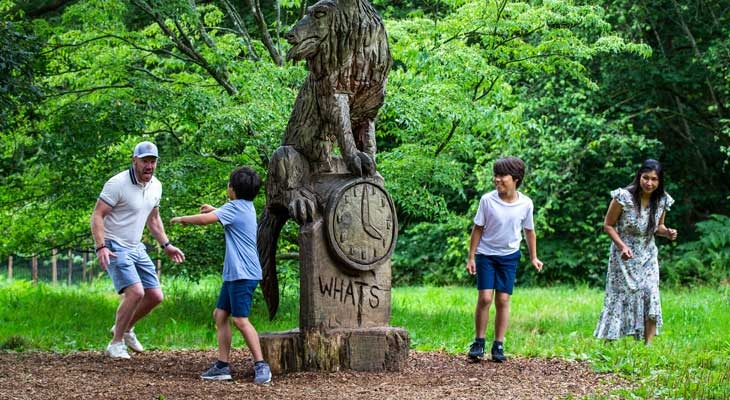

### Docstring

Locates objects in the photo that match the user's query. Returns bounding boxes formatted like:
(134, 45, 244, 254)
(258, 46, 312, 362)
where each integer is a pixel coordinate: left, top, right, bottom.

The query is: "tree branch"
(434, 118, 460, 157)
(245, 0, 284, 66)
(473, 75, 499, 102)
(188, 0, 216, 48)
(46, 84, 133, 98)
(130, 0, 239, 95)
(219, 0, 261, 61)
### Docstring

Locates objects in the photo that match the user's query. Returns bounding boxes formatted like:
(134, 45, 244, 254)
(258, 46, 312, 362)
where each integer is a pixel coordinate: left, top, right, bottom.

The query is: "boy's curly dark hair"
(229, 166, 261, 201)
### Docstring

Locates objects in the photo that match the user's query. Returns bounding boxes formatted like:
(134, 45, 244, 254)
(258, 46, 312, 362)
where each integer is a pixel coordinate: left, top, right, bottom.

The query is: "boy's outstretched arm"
(170, 207, 220, 227)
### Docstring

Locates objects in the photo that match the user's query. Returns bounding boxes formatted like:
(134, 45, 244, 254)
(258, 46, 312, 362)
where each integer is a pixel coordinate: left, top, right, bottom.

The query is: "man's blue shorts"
(105, 240, 160, 294)
(216, 279, 260, 318)
(475, 251, 520, 294)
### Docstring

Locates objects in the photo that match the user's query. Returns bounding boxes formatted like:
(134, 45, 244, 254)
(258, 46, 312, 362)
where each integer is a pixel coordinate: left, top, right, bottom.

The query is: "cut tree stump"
(261, 327, 410, 374)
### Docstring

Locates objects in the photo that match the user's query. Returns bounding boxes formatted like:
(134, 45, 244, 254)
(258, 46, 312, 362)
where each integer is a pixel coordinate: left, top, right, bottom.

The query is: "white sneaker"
(110, 325, 144, 353)
(106, 341, 131, 359)
(124, 330, 144, 353)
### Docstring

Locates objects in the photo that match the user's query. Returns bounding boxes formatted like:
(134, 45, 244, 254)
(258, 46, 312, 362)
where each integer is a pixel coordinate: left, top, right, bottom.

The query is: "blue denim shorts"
(475, 251, 520, 294)
(105, 240, 160, 294)
(216, 279, 260, 318)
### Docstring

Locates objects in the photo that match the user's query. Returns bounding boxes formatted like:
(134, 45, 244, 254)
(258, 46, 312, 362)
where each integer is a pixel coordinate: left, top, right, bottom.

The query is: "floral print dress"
(594, 188, 674, 340)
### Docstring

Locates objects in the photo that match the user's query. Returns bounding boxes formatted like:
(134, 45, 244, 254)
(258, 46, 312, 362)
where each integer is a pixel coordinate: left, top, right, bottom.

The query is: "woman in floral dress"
(594, 159, 678, 345)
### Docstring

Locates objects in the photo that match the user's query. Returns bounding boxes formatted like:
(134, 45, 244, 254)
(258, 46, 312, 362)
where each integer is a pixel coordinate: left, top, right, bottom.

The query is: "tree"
(0, 16, 43, 132)
(595, 0, 730, 224)
(1, 0, 725, 287)
(380, 0, 654, 284)
(0, 0, 293, 276)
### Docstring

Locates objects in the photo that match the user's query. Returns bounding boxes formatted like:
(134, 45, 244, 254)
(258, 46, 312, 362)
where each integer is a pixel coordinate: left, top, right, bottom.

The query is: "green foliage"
(378, 0, 676, 288)
(596, 0, 730, 229)
(380, 0, 652, 229)
(0, 0, 292, 264)
(1, 0, 728, 289)
(662, 214, 730, 287)
(0, 17, 43, 132)
(392, 213, 472, 286)
(515, 85, 665, 286)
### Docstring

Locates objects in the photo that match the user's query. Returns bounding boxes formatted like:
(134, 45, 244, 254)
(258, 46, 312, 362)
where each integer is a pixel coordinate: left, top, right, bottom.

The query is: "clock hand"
(361, 184, 384, 240)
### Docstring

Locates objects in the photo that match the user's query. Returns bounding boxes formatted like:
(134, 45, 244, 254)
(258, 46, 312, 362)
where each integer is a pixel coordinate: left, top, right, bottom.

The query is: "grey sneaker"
(200, 364, 232, 381)
(468, 341, 485, 360)
(253, 362, 272, 384)
(491, 342, 507, 362)
(106, 341, 131, 359)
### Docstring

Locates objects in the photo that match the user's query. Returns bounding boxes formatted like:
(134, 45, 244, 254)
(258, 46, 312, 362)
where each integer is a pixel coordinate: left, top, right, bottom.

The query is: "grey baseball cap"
(133, 141, 159, 158)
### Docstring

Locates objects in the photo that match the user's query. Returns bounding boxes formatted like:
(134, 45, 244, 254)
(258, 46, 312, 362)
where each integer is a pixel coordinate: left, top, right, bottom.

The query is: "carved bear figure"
(258, 0, 392, 319)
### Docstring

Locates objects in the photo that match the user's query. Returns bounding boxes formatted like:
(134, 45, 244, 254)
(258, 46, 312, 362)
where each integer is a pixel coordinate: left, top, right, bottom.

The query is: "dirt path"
(0, 350, 631, 399)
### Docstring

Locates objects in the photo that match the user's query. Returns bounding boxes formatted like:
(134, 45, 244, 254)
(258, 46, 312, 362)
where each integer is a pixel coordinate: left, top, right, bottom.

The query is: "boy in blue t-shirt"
(170, 166, 271, 384)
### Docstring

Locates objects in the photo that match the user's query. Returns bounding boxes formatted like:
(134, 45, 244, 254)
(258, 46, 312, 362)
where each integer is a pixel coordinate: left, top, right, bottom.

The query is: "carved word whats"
(318, 275, 382, 309)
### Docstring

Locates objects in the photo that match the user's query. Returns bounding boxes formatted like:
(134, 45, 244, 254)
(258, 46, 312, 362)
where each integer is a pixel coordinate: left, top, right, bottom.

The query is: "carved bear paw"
(346, 151, 376, 177)
(288, 189, 319, 225)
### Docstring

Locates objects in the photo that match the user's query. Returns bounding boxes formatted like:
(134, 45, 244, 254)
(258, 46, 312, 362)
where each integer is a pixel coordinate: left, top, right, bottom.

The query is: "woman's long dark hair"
(626, 159, 666, 237)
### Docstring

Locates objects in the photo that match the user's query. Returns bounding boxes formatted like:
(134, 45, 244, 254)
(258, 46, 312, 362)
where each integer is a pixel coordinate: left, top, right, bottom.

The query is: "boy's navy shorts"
(216, 279, 259, 318)
(475, 251, 520, 294)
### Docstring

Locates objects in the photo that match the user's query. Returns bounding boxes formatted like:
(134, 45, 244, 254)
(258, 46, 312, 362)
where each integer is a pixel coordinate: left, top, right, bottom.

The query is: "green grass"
(1, 275, 728, 399)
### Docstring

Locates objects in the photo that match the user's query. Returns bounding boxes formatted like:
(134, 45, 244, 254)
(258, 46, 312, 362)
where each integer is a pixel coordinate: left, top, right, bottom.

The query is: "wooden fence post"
(67, 249, 73, 285)
(7, 255, 12, 280)
(32, 255, 38, 284)
(82, 252, 87, 282)
(52, 249, 58, 285)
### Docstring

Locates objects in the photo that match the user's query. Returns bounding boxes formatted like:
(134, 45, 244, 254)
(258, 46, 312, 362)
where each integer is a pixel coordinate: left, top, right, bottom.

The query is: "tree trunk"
(246, 0, 284, 66)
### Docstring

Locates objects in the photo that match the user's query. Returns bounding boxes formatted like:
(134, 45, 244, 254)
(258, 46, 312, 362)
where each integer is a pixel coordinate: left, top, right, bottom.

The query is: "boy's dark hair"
(229, 166, 261, 201)
(493, 156, 526, 188)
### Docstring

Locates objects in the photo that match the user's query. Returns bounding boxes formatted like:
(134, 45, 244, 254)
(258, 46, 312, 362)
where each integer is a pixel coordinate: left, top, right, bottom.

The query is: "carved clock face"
(325, 179, 397, 272)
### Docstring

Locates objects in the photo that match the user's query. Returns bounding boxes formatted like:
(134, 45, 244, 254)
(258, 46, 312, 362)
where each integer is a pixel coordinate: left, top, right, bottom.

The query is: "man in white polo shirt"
(90, 141, 185, 359)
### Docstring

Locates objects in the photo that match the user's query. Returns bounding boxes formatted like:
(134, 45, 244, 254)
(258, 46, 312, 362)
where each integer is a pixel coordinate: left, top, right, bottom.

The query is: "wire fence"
(1, 248, 162, 285)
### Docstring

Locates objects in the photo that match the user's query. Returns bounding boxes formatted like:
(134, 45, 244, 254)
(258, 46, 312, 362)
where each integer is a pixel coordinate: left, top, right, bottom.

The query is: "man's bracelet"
(163, 241, 172, 249)
(95, 244, 106, 252)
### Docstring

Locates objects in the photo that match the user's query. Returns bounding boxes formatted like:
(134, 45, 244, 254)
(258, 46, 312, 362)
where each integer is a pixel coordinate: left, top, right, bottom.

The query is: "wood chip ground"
(0, 350, 632, 399)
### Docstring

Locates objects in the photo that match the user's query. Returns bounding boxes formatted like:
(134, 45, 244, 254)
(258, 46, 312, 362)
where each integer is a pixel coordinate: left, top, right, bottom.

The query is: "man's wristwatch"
(163, 241, 172, 249)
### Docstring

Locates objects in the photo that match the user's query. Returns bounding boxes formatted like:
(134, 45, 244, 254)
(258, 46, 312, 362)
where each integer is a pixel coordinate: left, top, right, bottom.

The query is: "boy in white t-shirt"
(466, 156, 544, 362)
